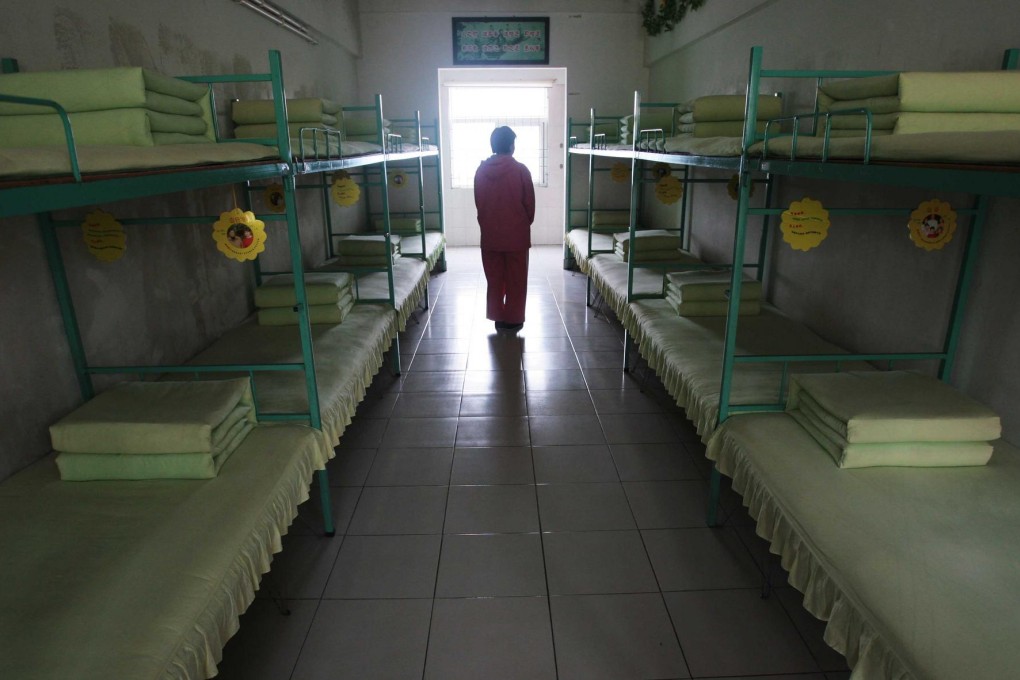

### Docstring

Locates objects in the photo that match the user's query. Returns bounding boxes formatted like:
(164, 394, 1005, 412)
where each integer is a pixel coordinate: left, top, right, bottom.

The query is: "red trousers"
(481, 249, 529, 324)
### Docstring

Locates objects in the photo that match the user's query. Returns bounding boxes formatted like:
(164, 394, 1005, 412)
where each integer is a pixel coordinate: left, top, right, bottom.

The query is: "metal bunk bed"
(0, 49, 445, 679)
(613, 45, 1020, 680)
(566, 94, 775, 371)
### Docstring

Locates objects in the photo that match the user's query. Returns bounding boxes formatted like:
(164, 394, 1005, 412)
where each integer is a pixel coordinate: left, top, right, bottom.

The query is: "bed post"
(708, 46, 764, 527)
(623, 92, 641, 371)
(37, 212, 94, 401)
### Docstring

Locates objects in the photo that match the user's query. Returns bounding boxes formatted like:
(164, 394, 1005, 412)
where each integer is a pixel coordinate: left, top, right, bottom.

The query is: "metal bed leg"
(707, 466, 722, 527)
(261, 571, 292, 616)
(316, 469, 336, 537)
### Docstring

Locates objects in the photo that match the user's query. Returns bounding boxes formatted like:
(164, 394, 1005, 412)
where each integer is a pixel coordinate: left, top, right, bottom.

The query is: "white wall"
(356, 1, 648, 247)
(0, 0, 361, 481)
(644, 0, 1020, 444)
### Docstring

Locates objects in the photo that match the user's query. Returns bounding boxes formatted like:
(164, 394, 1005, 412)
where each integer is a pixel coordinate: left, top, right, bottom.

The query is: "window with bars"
(447, 85, 549, 189)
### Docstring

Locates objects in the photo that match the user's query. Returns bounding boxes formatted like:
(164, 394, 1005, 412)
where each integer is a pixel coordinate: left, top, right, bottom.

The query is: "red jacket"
(474, 154, 535, 251)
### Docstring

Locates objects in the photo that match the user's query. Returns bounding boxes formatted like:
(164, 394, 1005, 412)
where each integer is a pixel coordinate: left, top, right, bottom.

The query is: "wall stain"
(108, 19, 156, 68)
(54, 7, 90, 69)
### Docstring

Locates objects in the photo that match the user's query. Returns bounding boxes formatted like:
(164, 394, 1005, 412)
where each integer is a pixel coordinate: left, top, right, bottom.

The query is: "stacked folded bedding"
(591, 210, 631, 233)
(665, 270, 762, 317)
(814, 71, 1020, 139)
(334, 234, 401, 267)
(373, 217, 423, 235)
(895, 71, 1020, 134)
(620, 108, 677, 144)
(613, 229, 699, 264)
(255, 272, 355, 326)
(343, 114, 391, 143)
(232, 97, 345, 153)
(677, 94, 783, 138)
(49, 379, 256, 480)
(816, 74, 899, 137)
(0, 67, 214, 147)
(786, 371, 1001, 468)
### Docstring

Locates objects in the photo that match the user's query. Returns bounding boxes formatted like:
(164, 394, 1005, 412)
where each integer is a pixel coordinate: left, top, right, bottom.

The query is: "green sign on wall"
(452, 17, 550, 65)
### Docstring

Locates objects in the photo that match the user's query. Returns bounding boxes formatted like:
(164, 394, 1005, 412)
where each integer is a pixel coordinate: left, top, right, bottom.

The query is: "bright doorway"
(438, 68, 567, 247)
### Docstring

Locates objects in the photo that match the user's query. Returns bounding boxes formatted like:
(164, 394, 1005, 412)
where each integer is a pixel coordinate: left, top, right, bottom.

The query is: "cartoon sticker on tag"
(81, 209, 126, 262)
(388, 169, 409, 189)
(212, 208, 266, 262)
(781, 198, 830, 252)
(610, 162, 630, 183)
(727, 174, 755, 201)
(331, 172, 361, 206)
(263, 183, 286, 213)
(908, 199, 957, 251)
(655, 175, 683, 205)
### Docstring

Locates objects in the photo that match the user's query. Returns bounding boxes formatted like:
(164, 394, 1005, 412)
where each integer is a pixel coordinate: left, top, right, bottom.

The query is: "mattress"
(587, 254, 670, 327)
(185, 304, 396, 448)
(0, 423, 330, 680)
(627, 299, 871, 440)
(353, 258, 430, 332)
(706, 412, 1020, 680)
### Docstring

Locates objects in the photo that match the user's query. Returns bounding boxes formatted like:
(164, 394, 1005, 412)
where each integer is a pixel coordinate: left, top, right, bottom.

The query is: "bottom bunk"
(0, 423, 331, 680)
(707, 412, 1020, 680)
(398, 231, 446, 270)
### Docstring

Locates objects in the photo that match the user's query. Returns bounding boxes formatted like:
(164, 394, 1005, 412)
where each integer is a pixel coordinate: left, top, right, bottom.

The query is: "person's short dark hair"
(490, 126, 516, 154)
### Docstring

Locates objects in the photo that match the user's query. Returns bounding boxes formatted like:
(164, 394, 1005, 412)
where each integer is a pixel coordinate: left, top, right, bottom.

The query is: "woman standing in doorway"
(474, 125, 536, 334)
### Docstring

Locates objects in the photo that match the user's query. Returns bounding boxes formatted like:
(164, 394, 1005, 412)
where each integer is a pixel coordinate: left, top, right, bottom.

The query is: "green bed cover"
(0, 423, 330, 680)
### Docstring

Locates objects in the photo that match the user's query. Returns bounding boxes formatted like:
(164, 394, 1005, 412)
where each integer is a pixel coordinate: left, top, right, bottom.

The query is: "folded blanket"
(787, 408, 993, 469)
(591, 211, 631, 231)
(257, 295, 355, 326)
(50, 378, 257, 455)
(344, 117, 391, 136)
(620, 109, 676, 143)
(895, 112, 1020, 134)
(232, 98, 342, 125)
(899, 71, 1020, 113)
(818, 74, 900, 101)
(787, 371, 1001, 444)
(613, 229, 683, 255)
(690, 94, 783, 122)
(820, 112, 898, 130)
(55, 448, 240, 480)
(150, 132, 215, 145)
(682, 121, 767, 138)
(0, 108, 208, 148)
(335, 234, 400, 256)
(0, 66, 209, 116)
(616, 246, 701, 264)
(665, 293, 761, 317)
(373, 217, 422, 235)
(665, 270, 762, 302)
(818, 129, 894, 138)
(254, 272, 354, 308)
(332, 254, 393, 267)
(233, 121, 340, 139)
(817, 93, 901, 115)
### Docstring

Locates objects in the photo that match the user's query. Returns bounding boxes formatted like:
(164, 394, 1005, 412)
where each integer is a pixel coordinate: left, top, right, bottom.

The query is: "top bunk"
(0, 50, 438, 218)
(568, 46, 1020, 196)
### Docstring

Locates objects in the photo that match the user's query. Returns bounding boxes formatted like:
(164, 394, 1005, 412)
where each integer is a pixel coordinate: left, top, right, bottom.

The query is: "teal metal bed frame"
(0, 50, 439, 537)
(566, 45, 1020, 526)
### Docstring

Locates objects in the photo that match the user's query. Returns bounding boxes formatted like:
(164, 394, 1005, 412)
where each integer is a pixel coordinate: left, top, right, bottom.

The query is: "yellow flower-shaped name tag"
(81, 209, 126, 262)
(331, 174, 361, 207)
(212, 208, 267, 262)
(655, 175, 683, 205)
(908, 199, 957, 251)
(781, 198, 830, 252)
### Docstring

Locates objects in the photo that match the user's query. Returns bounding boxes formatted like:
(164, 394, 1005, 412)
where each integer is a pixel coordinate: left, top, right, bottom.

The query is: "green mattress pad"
(231, 97, 342, 126)
(254, 272, 355, 308)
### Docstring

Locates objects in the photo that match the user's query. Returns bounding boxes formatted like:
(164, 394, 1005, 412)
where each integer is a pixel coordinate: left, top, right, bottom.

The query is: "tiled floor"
(217, 245, 851, 680)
